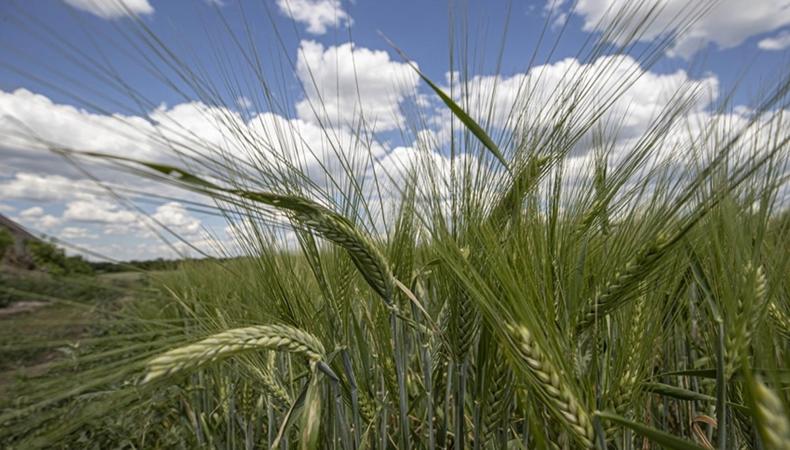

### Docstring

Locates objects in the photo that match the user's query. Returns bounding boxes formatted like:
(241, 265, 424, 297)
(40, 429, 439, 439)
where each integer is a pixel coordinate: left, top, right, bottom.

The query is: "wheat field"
(0, 1, 789, 449)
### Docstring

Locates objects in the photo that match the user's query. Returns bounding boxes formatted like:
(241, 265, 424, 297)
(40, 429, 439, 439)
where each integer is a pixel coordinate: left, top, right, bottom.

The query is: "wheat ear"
(507, 324, 595, 448)
(143, 324, 325, 383)
(725, 264, 767, 379)
(577, 237, 667, 332)
(768, 301, 790, 333)
(455, 290, 479, 360)
(250, 365, 291, 407)
(483, 351, 514, 440)
(752, 376, 790, 450)
(608, 296, 647, 417)
(239, 192, 395, 303)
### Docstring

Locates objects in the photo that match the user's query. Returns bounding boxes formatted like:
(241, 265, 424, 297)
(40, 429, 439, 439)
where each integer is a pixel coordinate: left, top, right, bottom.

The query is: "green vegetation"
(1, 2, 789, 449)
(25, 240, 93, 276)
(0, 229, 11, 259)
(0, 270, 116, 308)
(0, 272, 146, 402)
(89, 258, 183, 274)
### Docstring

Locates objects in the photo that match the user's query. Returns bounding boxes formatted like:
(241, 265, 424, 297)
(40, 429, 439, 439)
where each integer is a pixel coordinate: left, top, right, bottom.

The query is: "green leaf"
(642, 382, 749, 413)
(272, 380, 311, 448)
(382, 36, 511, 173)
(300, 372, 322, 450)
(415, 69, 510, 172)
(595, 411, 707, 450)
(658, 368, 718, 379)
(642, 382, 715, 402)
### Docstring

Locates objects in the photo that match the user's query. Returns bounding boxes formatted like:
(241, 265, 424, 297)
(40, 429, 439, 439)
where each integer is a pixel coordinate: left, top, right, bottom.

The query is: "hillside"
(0, 214, 38, 269)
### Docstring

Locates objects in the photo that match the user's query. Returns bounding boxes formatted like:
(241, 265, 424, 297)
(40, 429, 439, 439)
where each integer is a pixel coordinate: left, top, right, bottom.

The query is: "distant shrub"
(26, 239, 93, 276)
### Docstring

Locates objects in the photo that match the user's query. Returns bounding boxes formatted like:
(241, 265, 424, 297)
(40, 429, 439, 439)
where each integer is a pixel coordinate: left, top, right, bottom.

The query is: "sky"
(0, 0, 788, 261)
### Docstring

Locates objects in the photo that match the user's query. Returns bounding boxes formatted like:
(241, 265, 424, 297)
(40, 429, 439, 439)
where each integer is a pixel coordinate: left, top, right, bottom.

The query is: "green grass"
(0, 299, 120, 407)
(0, 271, 155, 404)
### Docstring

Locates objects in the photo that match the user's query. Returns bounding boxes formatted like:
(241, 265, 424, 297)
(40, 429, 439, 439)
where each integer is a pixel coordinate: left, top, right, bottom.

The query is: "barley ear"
(577, 236, 668, 332)
(246, 193, 395, 303)
(506, 323, 595, 448)
(768, 301, 790, 334)
(250, 365, 292, 407)
(751, 376, 790, 450)
(725, 264, 767, 379)
(143, 324, 325, 383)
(606, 295, 648, 439)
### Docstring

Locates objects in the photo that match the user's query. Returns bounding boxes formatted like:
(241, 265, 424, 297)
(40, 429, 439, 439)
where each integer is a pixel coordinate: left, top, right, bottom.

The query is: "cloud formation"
(275, 0, 352, 35)
(758, 30, 790, 50)
(564, 0, 790, 58)
(62, 0, 154, 19)
(438, 55, 718, 152)
(296, 41, 421, 131)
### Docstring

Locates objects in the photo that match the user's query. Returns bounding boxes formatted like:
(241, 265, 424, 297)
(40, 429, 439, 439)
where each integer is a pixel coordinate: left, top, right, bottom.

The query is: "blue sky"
(0, 0, 788, 261)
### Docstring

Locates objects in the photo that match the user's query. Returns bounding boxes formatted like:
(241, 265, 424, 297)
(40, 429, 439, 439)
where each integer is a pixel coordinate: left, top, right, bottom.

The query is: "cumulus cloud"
(758, 30, 790, 50)
(437, 55, 718, 151)
(17, 206, 61, 230)
(0, 36, 778, 263)
(0, 85, 389, 197)
(275, 0, 352, 35)
(152, 202, 203, 238)
(63, 198, 138, 225)
(0, 89, 159, 160)
(0, 173, 99, 202)
(60, 227, 97, 240)
(296, 41, 421, 131)
(62, 0, 154, 19)
(563, 0, 790, 58)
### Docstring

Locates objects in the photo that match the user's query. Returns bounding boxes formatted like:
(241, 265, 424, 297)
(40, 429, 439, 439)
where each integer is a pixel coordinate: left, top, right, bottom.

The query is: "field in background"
(0, 270, 159, 403)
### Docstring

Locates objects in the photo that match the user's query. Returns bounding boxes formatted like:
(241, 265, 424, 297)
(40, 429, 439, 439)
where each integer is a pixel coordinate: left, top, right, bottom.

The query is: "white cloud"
(758, 30, 790, 50)
(19, 206, 45, 218)
(60, 227, 97, 240)
(275, 0, 352, 35)
(0, 173, 103, 202)
(296, 40, 420, 131)
(0, 89, 160, 160)
(1, 39, 777, 264)
(565, 0, 790, 58)
(0, 203, 14, 213)
(152, 202, 202, 237)
(17, 206, 61, 230)
(0, 86, 388, 198)
(439, 55, 718, 148)
(544, 0, 569, 29)
(63, 198, 137, 225)
(62, 0, 154, 19)
(236, 96, 254, 109)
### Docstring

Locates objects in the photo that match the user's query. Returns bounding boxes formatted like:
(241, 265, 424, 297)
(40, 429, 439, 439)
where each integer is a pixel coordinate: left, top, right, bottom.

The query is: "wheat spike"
(608, 297, 647, 413)
(725, 264, 767, 379)
(577, 237, 667, 332)
(768, 301, 790, 333)
(454, 290, 479, 360)
(483, 351, 514, 440)
(752, 377, 790, 450)
(239, 192, 395, 303)
(251, 365, 291, 407)
(507, 323, 595, 448)
(143, 324, 325, 383)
